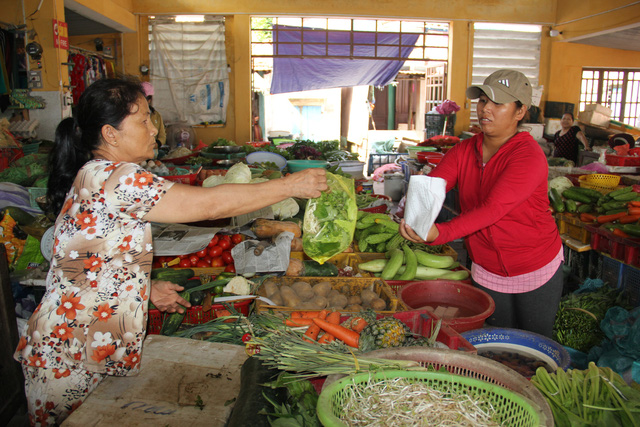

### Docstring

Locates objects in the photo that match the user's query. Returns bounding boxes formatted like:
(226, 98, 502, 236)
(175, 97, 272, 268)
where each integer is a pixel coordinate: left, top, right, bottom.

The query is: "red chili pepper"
(241, 333, 252, 343)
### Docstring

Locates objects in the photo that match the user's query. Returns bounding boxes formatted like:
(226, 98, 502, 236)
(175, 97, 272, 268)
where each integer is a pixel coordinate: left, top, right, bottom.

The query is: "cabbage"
(202, 175, 225, 188)
(271, 198, 299, 219)
(223, 163, 251, 184)
(549, 176, 573, 193)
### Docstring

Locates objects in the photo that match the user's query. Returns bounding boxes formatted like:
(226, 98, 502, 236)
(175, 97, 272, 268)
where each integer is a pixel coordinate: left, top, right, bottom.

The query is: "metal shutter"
(470, 23, 542, 124)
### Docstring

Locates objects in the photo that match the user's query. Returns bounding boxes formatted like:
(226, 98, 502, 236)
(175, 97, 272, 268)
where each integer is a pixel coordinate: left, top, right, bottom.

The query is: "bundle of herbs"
(553, 283, 629, 353)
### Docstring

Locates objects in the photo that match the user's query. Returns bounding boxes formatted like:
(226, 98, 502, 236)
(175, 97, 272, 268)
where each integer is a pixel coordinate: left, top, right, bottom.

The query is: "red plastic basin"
(398, 280, 495, 333)
(416, 151, 444, 165)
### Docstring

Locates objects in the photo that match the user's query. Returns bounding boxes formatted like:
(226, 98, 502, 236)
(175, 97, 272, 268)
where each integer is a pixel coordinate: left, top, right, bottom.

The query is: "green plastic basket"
(317, 370, 543, 427)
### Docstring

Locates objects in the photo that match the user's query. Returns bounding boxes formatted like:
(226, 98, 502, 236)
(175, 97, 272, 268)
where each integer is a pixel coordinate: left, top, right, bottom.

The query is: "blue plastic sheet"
(270, 25, 420, 94)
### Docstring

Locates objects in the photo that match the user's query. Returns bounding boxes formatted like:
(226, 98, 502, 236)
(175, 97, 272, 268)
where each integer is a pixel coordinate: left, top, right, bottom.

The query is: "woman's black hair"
(562, 112, 575, 121)
(47, 78, 145, 217)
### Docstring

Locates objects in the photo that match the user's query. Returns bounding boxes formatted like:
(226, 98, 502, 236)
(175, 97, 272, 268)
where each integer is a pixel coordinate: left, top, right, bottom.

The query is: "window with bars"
(580, 68, 640, 127)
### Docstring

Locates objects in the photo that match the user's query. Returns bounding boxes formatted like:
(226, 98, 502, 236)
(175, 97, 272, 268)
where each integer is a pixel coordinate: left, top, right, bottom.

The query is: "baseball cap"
(141, 82, 154, 97)
(466, 69, 532, 108)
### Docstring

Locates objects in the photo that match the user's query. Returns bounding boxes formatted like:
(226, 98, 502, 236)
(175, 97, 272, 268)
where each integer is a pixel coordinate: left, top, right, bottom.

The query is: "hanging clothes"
(68, 49, 115, 105)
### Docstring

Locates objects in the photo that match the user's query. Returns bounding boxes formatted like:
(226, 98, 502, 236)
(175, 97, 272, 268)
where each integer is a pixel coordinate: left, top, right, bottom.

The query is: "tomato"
(218, 239, 231, 250)
(189, 255, 200, 266)
(203, 256, 212, 264)
(179, 258, 192, 268)
(196, 259, 210, 268)
(224, 264, 236, 273)
(152, 261, 162, 269)
(231, 233, 244, 244)
(211, 257, 225, 268)
(221, 234, 232, 242)
(221, 251, 234, 265)
(208, 235, 220, 248)
(208, 246, 222, 258)
(196, 249, 208, 258)
(178, 254, 190, 260)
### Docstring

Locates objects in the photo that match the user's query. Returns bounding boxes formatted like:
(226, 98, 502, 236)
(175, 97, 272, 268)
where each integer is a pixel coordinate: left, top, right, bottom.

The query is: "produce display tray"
(605, 154, 640, 167)
(556, 213, 592, 244)
(255, 276, 407, 315)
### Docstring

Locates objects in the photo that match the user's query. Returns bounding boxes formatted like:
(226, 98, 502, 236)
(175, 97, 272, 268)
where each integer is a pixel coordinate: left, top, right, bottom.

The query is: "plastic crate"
(586, 224, 640, 267)
(556, 213, 592, 244)
(147, 298, 251, 335)
(367, 152, 407, 175)
(424, 113, 456, 139)
(563, 244, 600, 282)
(605, 154, 640, 167)
(599, 254, 640, 307)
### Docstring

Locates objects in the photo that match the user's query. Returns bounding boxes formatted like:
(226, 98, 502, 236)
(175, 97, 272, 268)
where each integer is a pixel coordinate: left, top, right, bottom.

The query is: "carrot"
(285, 318, 314, 327)
(291, 311, 322, 319)
(613, 228, 631, 238)
(302, 310, 329, 342)
(628, 201, 640, 207)
(351, 317, 368, 333)
(597, 211, 627, 224)
(628, 207, 640, 216)
(580, 213, 596, 223)
(326, 311, 341, 324)
(317, 333, 335, 344)
(312, 318, 360, 348)
(619, 214, 640, 224)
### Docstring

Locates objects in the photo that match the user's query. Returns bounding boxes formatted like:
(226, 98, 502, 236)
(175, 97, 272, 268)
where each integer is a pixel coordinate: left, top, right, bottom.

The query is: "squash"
(251, 218, 301, 238)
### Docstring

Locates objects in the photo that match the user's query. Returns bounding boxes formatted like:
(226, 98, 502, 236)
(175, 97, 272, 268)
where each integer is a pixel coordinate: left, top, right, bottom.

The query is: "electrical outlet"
(28, 70, 42, 89)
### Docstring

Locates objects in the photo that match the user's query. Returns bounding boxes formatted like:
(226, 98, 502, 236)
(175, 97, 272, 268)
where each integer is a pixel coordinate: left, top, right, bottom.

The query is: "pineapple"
(358, 316, 408, 353)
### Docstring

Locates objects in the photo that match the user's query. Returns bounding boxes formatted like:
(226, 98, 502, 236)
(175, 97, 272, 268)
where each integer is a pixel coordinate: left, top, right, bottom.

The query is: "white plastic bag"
(404, 176, 446, 241)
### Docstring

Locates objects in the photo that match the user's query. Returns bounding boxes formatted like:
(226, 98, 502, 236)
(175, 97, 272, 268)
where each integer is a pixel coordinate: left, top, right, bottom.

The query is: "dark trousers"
(472, 263, 564, 338)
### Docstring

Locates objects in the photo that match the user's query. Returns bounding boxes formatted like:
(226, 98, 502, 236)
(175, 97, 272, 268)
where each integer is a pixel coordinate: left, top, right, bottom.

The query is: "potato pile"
(261, 278, 387, 311)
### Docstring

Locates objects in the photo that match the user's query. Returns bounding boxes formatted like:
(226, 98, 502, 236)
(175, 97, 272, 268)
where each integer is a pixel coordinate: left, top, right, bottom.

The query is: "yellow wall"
(547, 42, 640, 113)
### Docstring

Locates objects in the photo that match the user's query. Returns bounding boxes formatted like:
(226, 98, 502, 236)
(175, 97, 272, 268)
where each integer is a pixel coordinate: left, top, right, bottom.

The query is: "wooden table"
(63, 335, 248, 427)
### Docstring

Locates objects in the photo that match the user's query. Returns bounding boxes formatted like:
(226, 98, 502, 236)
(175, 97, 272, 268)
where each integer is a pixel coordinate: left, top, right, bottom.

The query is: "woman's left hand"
(150, 280, 191, 313)
(400, 220, 439, 244)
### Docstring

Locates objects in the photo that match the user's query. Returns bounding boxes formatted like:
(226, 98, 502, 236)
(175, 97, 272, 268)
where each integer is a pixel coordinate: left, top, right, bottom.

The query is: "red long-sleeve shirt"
(428, 131, 562, 277)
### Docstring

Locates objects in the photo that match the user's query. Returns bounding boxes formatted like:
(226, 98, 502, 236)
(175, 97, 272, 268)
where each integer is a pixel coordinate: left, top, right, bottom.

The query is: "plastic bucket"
(383, 173, 404, 201)
(398, 280, 495, 332)
(332, 161, 365, 179)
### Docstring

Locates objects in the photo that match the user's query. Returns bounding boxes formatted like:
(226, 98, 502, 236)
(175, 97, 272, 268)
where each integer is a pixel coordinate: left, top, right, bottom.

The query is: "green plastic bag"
(13, 234, 46, 271)
(302, 172, 357, 264)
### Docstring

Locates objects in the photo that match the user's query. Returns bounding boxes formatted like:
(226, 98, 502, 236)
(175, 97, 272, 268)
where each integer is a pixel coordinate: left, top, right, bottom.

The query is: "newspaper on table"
(231, 231, 293, 275)
(152, 223, 223, 256)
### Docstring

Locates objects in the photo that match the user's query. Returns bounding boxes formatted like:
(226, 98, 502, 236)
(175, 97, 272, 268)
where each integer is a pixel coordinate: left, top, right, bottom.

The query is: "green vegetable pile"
(262, 372, 320, 427)
(303, 172, 357, 263)
(553, 285, 627, 353)
(532, 362, 640, 426)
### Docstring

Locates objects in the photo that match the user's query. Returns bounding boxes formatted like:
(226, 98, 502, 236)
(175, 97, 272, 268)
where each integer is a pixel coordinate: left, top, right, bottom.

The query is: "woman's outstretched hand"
(150, 280, 191, 313)
(285, 168, 329, 199)
(400, 219, 439, 243)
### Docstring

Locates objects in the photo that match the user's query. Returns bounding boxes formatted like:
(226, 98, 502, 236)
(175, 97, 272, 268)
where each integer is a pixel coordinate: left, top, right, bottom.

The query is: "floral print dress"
(15, 160, 174, 376)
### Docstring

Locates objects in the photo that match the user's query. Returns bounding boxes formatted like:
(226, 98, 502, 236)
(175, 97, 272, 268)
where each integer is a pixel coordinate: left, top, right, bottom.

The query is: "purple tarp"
(270, 25, 420, 94)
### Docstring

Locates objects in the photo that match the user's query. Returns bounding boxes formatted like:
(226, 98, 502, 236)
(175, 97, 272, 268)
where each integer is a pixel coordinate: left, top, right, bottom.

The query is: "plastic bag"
(302, 172, 357, 264)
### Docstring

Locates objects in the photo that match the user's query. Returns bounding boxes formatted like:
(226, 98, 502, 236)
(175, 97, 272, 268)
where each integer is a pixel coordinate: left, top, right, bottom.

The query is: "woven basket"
(579, 173, 621, 194)
(317, 369, 545, 427)
(322, 347, 554, 426)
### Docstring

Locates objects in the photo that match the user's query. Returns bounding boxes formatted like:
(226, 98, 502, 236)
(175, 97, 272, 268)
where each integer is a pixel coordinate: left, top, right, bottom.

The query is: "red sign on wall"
(53, 19, 69, 50)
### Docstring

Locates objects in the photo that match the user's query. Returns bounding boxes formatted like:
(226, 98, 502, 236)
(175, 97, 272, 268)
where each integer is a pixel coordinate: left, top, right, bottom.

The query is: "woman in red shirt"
(400, 69, 563, 338)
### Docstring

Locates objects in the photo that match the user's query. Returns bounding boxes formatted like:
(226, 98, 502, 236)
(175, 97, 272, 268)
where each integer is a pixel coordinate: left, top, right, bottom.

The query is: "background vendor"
(400, 69, 563, 339)
(553, 112, 590, 163)
(142, 81, 166, 148)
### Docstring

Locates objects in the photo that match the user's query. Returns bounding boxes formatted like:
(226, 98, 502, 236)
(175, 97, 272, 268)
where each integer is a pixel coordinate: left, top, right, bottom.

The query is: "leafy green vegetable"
(261, 372, 320, 427)
(303, 172, 357, 263)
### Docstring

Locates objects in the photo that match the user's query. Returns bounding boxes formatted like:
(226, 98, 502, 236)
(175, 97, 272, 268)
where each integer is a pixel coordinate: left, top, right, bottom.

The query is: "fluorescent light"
(175, 15, 205, 23)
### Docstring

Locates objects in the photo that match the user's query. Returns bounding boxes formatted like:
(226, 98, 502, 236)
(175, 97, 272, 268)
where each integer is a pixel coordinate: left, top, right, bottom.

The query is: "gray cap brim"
(466, 85, 520, 105)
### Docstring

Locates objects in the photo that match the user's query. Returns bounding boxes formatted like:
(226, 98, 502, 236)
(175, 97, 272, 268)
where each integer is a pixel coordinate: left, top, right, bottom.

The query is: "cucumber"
(565, 199, 578, 213)
(381, 248, 404, 280)
(549, 188, 565, 213)
(571, 187, 602, 201)
(414, 250, 455, 268)
(398, 245, 418, 281)
(183, 278, 202, 290)
(159, 291, 190, 335)
(190, 290, 204, 306)
(577, 203, 593, 213)
(608, 186, 633, 199)
(302, 260, 339, 277)
(151, 268, 195, 286)
(562, 188, 592, 204)
(358, 258, 387, 273)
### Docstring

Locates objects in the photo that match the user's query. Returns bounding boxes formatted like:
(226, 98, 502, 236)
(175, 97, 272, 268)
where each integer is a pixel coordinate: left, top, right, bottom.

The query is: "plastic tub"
(398, 280, 495, 332)
(416, 151, 445, 165)
(331, 161, 365, 179)
(461, 327, 571, 372)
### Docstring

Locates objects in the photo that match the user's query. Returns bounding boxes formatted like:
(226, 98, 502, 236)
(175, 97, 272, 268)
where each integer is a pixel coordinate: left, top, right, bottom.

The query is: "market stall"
(3, 135, 640, 427)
